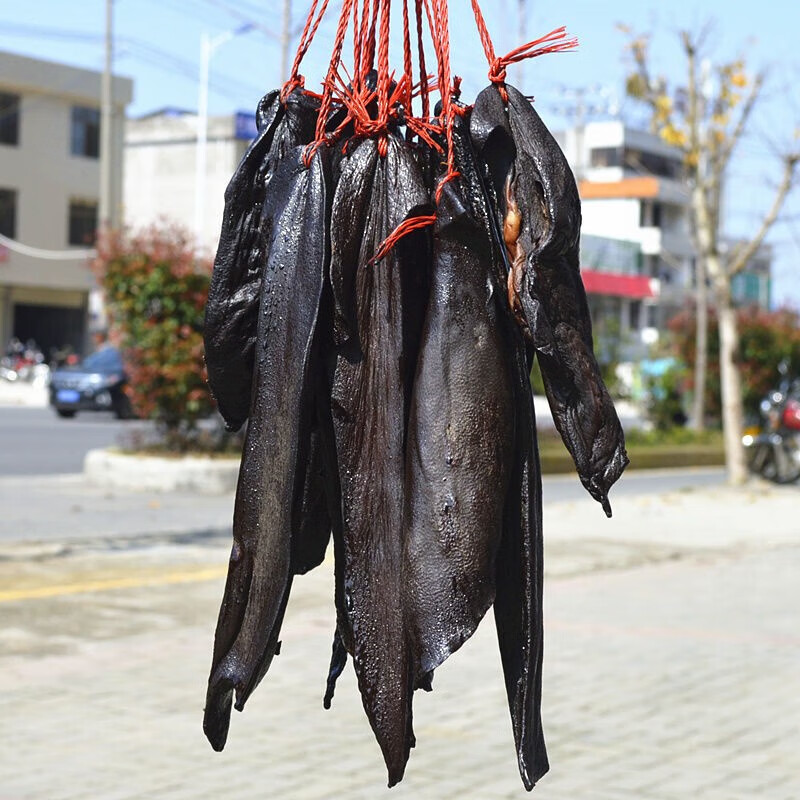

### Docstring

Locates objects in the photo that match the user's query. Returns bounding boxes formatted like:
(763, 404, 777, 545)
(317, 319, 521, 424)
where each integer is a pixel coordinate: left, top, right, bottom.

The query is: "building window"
(71, 106, 100, 158)
(651, 202, 662, 227)
(628, 300, 642, 331)
(68, 200, 98, 245)
(590, 147, 621, 168)
(624, 147, 681, 179)
(639, 201, 649, 227)
(0, 92, 20, 146)
(0, 189, 16, 238)
(639, 201, 664, 228)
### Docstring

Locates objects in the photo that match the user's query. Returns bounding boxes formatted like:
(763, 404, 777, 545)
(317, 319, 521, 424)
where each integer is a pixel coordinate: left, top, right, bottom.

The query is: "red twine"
(282, 0, 576, 255)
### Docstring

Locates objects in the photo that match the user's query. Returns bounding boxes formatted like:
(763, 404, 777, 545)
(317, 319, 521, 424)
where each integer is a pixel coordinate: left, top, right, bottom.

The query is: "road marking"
(0, 566, 227, 603)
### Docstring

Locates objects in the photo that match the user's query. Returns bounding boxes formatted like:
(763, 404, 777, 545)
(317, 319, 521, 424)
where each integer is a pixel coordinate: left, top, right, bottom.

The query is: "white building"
(0, 51, 132, 355)
(124, 108, 257, 257)
(555, 120, 694, 354)
(556, 119, 774, 355)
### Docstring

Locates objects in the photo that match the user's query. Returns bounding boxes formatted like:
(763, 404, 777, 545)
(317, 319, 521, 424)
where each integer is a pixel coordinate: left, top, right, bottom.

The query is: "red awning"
(581, 269, 657, 299)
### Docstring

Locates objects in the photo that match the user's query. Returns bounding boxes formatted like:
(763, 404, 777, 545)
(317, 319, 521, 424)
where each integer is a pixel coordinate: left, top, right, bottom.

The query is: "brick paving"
(1, 487, 799, 799)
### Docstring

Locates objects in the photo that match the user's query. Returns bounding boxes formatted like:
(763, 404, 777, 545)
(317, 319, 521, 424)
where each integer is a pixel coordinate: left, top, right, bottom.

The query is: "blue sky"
(4, 0, 800, 308)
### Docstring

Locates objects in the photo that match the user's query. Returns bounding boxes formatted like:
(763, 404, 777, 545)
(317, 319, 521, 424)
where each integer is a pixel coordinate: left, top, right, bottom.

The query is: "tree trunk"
(690, 256, 708, 431)
(715, 280, 748, 484)
(690, 178, 715, 433)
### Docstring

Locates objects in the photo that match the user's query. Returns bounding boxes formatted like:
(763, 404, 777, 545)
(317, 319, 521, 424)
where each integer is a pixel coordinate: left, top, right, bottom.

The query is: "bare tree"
(620, 25, 799, 483)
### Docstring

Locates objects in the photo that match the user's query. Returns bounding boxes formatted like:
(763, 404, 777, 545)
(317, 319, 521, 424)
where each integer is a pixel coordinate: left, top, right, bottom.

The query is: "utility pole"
(99, 0, 113, 229)
(280, 0, 292, 84)
(194, 32, 212, 247)
(194, 24, 255, 248)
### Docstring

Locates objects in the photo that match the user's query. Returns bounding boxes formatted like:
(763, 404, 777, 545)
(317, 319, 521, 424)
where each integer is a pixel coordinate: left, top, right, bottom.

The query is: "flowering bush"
(93, 224, 216, 450)
(668, 306, 800, 421)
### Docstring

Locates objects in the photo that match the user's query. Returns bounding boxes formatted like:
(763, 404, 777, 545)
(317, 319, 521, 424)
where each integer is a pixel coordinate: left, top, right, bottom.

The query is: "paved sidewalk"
(0, 377, 48, 407)
(0, 481, 798, 799)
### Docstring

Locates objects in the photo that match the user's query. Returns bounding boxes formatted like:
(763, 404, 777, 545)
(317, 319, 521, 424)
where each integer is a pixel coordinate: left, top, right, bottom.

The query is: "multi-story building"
(556, 119, 774, 356)
(555, 120, 694, 355)
(124, 108, 257, 256)
(727, 240, 772, 308)
(0, 51, 132, 356)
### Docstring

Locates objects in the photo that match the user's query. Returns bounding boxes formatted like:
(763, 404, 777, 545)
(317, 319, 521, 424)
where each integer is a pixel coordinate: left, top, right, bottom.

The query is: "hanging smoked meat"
(202, 4, 627, 791)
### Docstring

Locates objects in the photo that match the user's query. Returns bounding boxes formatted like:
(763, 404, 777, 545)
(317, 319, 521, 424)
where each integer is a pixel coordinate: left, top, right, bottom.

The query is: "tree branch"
(682, 30, 700, 158)
(728, 153, 800, 276)
(715, 72, 765, 177)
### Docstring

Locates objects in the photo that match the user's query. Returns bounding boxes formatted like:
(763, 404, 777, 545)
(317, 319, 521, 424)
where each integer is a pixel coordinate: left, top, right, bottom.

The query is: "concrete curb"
(84, 448, 239, 494)
(0, 380, 49, 407)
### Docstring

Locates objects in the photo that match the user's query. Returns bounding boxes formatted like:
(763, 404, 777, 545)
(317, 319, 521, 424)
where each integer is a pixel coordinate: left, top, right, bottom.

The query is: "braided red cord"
(371, 214, 436, 264)
(490, 27, 578, 86)
(351, 0, 360, 82)
(305, 0, 356, 165)
(470, 2, 577, 100)
(376, 0, 391, 155)
(290, 0, 574, 259)
(402, 0, 414, 113)
(430, 0, 460, 201)
(283, 0, 333, 101)
(414, 0, 430, 121)
(363, 0, 379, 81)
(469, 0, 496, 67)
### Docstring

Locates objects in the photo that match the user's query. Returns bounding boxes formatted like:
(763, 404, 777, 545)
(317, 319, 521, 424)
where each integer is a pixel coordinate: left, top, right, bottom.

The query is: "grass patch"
(624, 428, 723, 447)
(538, 427, 725, 474)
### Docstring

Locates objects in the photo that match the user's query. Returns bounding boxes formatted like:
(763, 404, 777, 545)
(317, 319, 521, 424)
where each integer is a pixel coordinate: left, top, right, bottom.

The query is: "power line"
(2, 20, 263, 102)
(119, 39, 262, 98)
(196, 0, 281, 42)
(0, 22, 104, 43)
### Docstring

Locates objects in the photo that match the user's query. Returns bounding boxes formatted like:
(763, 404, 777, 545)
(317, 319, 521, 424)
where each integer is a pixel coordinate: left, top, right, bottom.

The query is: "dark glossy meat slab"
(404, 115, 513, 680)
(330, 135, 430, 786)
(203, 145, 331, 750)
(204, 89, 319, 431)
(471, 84, 628, 515)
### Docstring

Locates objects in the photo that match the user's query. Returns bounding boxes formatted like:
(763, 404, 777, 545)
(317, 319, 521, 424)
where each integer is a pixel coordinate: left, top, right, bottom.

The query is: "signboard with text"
(234, 111, 258, 142)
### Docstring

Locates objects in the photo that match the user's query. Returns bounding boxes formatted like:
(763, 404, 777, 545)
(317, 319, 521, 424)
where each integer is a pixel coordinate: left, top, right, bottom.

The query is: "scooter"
(743, 360, 800, 484)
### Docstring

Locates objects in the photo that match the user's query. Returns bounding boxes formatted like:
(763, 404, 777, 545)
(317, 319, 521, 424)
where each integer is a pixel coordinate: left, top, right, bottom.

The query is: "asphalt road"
(0, 406, 139, 476)
(1, 406, 729, 502)
(542, 465, 727, 504)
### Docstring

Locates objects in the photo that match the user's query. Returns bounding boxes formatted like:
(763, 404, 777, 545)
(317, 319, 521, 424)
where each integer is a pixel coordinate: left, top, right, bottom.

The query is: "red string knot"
(488, 58, 506, 86)
(280, 76, 305, 104)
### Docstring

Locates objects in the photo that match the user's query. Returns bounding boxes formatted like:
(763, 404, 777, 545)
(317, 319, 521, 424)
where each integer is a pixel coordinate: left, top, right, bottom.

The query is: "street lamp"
(193, 23, 255, 248)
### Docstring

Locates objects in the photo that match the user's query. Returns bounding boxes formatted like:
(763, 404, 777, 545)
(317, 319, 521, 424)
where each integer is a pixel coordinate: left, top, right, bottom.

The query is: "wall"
(581, 198, 641, 240)
(0, 51, 132, 352)
(124, 113, 246, 256)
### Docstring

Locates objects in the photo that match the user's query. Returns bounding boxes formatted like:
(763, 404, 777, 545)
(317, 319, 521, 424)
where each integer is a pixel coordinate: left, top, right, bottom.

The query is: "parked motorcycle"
(743, 360, 800, 484)
(1, 337, 46, 382)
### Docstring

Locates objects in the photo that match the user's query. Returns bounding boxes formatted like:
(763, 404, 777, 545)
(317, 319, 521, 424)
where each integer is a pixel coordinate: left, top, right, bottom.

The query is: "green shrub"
(668, 306, 800, 421)
(643, 360, 689, 431)
(93, 225, 216, 451)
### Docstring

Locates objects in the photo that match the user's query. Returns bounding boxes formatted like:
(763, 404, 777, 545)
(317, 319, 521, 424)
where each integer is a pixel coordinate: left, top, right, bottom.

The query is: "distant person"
(92, 331, 109, 351)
